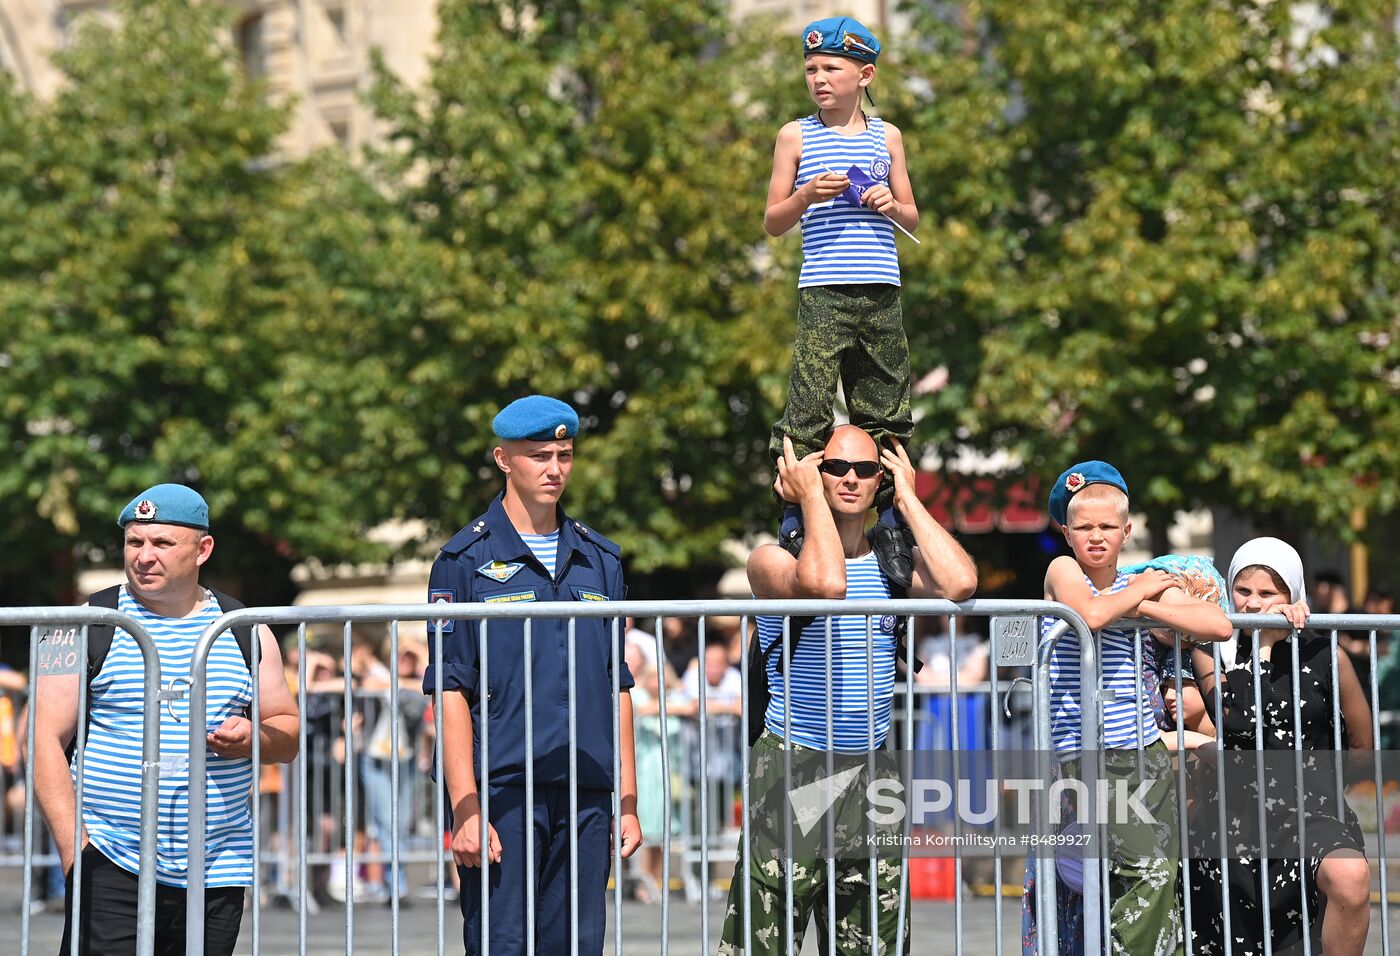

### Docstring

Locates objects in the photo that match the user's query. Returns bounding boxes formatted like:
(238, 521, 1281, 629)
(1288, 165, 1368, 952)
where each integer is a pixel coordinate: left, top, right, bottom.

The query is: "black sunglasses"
(818, 459, 881, 479)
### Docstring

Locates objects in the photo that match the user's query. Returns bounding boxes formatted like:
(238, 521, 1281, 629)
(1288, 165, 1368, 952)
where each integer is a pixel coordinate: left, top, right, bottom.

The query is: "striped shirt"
(1045, 571, 1159, 753)
(520, 531, 560, 578)
(796, 114, 900, 288)
(77, 587, 254, 887)
(757, 552, 896, 751)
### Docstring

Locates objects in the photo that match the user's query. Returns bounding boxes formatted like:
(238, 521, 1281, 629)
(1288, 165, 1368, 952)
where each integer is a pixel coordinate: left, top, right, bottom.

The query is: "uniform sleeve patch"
(429, 588, 456, 634)
(483, 589, 536, 604)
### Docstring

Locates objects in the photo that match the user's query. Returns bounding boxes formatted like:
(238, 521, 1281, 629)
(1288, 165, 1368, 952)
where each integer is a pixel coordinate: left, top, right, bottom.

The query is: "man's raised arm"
(881, 440, 977, 601)
(750, 437, 848, 599)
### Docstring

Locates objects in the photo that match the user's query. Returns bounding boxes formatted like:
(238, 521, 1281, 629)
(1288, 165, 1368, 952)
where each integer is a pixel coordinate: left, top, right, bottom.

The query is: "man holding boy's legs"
(763, 17, 920, 584)
(720, 427, 976, 955)
(1023, 462, 1232, 956)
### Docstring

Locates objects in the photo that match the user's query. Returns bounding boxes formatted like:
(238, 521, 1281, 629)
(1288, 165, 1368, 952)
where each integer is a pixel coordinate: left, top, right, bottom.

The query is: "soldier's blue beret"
(802, 16, 881, 64)
(492, 395, 579, 442)
(117, 483, 210, 530)
(1048, 460, 1129, 527)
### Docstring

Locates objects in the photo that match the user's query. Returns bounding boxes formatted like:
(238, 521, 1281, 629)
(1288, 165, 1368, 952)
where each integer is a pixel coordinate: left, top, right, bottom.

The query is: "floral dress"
(1186, 636, 1365, 955)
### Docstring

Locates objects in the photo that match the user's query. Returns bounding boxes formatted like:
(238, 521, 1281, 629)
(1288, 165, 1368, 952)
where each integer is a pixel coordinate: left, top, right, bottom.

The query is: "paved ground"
(8, 874, 1400, 954)
(13, 886, 1019, 954)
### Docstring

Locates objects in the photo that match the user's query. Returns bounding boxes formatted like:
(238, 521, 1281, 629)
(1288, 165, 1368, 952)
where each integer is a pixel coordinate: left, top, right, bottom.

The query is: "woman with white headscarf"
(1185, 537, 1372, 956)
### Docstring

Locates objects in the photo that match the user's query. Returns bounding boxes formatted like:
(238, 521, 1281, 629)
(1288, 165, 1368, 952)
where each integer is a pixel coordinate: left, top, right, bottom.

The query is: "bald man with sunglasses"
(720, 425, 976, 955)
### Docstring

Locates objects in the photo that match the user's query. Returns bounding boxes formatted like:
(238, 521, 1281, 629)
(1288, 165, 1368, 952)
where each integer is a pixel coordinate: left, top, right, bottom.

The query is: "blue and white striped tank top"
(78, 587, 255, 887)
(520, 531, 560, 578)
(756, 552, 896, 751)
(1045, 571, 1159, 753)
(796, 114, 900, 288)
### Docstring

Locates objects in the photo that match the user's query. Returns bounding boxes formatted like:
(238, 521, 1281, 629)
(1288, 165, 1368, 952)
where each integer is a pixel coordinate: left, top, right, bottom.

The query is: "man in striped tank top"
(719, 425, 976, 955)
(764, 17, 923, 591)
(29, 483, 300, 955)
(1022, 462, 1231, 956)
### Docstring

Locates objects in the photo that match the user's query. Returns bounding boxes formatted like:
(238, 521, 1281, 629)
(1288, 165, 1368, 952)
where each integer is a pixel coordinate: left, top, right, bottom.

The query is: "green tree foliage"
(888, 0, 1400, 543)
(6, 0, 1395, 605)
(0, 0, 427, 599)
(367, 0, 798, 568)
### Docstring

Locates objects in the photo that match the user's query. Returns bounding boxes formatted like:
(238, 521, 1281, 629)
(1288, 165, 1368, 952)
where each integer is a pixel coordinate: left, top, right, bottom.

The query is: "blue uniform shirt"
(423, 493, 633, 792)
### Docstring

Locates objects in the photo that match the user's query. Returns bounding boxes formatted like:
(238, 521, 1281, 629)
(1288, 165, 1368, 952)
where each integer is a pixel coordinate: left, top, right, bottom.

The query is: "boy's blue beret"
(1048, 461, 1129, 527)
(802, 16, 880, 64)
(118, 483, 210, 530)
(493, 395, 579, 442)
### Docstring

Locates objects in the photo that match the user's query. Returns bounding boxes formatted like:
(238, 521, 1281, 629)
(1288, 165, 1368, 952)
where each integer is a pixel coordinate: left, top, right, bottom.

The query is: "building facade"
(0, 0, 438, 156)
(2, 0, 889, 157)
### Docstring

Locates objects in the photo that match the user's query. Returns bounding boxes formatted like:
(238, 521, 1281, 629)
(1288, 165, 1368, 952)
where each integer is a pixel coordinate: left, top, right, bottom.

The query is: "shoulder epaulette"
(570, 519, 620, 557)
(440, 515, 490, 556)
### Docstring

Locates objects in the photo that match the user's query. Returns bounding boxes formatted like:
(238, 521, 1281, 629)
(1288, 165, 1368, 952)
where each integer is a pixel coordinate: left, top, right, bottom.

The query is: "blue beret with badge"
(802, 16, 881, 64)
(1047, 460, 1130, 527)
(492, 395, 579, 442)
(117, 483, 211, 530)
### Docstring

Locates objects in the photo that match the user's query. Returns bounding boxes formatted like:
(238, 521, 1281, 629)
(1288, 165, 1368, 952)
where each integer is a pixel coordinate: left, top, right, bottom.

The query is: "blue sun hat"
(492, 395, 579, 442)
(801, 16, 881, 63)
(117, 483, 210, 530)
(1047, 460, 1129, 527)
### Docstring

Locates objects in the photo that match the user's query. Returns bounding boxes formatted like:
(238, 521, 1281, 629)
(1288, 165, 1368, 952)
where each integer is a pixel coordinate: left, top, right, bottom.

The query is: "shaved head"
(825, 424, 878, 459)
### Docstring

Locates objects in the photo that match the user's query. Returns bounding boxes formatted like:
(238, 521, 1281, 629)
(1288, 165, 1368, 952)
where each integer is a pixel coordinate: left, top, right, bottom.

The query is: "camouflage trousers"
(1103, 743, 1182, 956)
(1021, 741, 1183, 956)
(769, 284, 912, 514)
(718, 730, 909, 956)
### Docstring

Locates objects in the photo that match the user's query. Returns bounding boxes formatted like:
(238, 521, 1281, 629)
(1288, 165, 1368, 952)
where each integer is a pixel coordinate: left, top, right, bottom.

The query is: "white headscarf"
(1219, 536, 1306, 669)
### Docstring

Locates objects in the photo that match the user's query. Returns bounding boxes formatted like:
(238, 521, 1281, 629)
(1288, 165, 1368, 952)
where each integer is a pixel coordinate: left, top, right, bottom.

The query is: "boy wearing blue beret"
(764, 15, 920, 588)
(1023, 461, 1231, 956)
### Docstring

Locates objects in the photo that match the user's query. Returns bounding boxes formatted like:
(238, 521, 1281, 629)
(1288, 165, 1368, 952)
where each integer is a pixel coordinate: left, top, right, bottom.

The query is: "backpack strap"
(83, 585, 258, 676)
(886, 579, 924, 674)
(83, 585, 122, 682)
(206, 588, 259, 671)
(67, 585, 260, 762)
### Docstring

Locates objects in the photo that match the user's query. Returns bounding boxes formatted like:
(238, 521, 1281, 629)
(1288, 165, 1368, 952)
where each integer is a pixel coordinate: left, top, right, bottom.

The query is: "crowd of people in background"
(2, 579, 1398, 913)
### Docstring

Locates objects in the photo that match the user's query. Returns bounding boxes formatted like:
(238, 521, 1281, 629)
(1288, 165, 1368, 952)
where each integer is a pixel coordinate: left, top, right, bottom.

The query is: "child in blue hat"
(1023, 460, 1232, 956)
(764, 15, 922, 588)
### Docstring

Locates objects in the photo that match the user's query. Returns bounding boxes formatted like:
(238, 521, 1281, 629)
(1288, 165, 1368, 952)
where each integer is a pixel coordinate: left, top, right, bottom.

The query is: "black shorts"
(60, 845, 245, 956)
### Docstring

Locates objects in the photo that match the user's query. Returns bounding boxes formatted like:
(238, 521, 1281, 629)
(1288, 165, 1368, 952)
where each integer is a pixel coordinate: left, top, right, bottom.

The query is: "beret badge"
(554, 424, 568, 439)
(804, 29, 822, 49)
(133, 499, 158, 521)
(1064, 473, 1086, 493)
(842, 32, 877, 56)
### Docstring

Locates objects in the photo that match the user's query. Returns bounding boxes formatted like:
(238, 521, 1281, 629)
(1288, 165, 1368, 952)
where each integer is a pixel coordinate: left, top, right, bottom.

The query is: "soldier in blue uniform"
(424, 395, 642, 956)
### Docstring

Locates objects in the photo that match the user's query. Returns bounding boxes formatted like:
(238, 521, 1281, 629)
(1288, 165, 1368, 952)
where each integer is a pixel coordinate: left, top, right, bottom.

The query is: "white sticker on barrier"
(35, 627, 83, 676)
(991, 615, 1036, 667)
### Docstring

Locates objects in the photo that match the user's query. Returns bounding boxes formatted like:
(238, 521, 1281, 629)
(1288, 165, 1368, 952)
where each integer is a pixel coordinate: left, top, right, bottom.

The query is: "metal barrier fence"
(1, 606, 166, 956)
(9, 601, 1400, 955)
(177, 599, 1099, 956)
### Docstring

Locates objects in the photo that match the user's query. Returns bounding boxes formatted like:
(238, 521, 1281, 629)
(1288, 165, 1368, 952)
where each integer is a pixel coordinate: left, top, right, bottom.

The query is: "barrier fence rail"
(179, 599, 1098, 956)
(6, 603, 1400, 955)
(0, 605, 165, 956)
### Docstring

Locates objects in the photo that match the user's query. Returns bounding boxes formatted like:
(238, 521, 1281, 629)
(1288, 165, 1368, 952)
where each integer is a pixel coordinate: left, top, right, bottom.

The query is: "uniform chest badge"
(870, 158, 890, 181)
(477, 560, 525, 583)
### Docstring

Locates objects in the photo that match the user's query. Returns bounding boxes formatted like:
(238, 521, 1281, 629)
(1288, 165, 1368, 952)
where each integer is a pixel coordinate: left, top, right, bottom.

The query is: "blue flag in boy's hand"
(838, 163, 886, 208)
